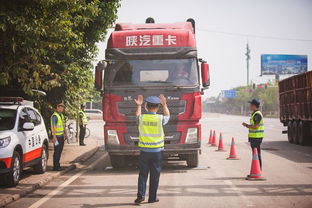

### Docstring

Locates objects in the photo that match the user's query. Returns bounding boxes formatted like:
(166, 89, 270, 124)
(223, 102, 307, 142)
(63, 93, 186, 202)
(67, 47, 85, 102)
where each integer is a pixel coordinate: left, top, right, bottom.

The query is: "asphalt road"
(7, 113, 312, 208)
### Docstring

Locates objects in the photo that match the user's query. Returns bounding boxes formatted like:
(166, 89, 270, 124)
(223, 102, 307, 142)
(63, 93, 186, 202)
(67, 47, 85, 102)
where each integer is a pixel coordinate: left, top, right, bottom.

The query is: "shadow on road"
(23, 183, 312, 199)
(262, 141, 312, 163)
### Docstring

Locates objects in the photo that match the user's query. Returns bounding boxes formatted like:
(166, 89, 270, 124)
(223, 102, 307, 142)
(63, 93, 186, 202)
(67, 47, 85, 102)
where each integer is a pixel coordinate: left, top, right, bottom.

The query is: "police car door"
(25, 108, 43, 162)
(16, 107, 35, 163)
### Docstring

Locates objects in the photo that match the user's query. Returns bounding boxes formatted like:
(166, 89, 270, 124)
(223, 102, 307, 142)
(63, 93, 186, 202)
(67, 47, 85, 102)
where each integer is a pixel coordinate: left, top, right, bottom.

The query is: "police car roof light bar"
(0, 97, 24, 105)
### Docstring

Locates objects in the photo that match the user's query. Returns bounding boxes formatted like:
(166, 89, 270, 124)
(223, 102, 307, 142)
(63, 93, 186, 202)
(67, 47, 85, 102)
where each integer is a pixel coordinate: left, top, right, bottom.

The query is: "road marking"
(28, 154, 106, 208)
(223, 180, 255, 207)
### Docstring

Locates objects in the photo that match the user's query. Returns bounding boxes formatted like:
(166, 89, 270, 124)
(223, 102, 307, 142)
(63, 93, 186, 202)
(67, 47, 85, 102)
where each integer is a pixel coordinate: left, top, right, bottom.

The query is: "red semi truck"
(279, 71, 312, 145)
(95, 18, 210, 168)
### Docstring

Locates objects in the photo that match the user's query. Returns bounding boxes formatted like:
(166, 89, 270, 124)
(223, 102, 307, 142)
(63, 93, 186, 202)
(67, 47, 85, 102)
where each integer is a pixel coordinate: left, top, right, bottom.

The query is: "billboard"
(221, 90, 237, 99)
(261, 54, 307, 75)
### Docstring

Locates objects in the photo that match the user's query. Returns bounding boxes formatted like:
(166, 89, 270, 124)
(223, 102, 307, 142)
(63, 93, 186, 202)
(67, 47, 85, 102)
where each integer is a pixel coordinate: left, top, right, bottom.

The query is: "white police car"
(0, 97, 49, 186)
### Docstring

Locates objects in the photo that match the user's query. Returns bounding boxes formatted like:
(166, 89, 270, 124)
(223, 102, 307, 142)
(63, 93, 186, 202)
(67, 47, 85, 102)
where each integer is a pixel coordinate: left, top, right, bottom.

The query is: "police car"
(0, 97, 49, 186)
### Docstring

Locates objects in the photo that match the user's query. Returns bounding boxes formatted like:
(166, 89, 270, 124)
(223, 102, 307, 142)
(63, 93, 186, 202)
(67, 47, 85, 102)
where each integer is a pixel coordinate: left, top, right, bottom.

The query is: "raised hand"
(135, 95, 144, 106)
(159, 94, 167, 106)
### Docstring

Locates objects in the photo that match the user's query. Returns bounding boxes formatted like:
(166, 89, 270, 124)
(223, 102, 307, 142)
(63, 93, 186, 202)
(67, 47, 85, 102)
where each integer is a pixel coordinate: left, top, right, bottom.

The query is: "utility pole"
(245, 42, 250, 86)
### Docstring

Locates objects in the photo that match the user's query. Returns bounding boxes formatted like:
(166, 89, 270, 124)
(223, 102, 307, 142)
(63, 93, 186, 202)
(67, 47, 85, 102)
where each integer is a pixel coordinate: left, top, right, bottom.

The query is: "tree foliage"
(208, 83, 279, 116)
(0, 0, 120, 123)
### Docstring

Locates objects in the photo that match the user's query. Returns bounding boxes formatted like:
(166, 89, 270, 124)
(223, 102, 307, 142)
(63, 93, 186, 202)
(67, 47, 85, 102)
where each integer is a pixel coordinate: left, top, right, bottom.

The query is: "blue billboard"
(222, 90, 237, 99)
(261, 54, 307, 75)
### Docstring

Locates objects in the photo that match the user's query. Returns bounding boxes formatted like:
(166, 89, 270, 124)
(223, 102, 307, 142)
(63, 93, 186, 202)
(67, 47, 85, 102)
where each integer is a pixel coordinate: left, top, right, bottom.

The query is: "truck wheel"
(298, 121, 309, 146)
(292, 121, 299, 144)
(287, 121, 293, 143)
(34, 144, 48, 174)
(5, 151, 22, 187)
(110, 155, 126, 168)
(186, 152, 198, 168)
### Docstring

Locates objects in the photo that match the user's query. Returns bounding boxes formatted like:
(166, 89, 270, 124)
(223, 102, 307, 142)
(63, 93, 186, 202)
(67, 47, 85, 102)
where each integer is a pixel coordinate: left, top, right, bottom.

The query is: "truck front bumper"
(106, 143, 201, 156)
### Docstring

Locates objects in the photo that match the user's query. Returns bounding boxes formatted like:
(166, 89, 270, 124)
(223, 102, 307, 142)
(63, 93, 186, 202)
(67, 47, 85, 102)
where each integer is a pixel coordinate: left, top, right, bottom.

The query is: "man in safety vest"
(242, 99, 264, 169)
(134, 94, 170, 204)
(51, 101, 66, 171)
(79, 104, 88, 146)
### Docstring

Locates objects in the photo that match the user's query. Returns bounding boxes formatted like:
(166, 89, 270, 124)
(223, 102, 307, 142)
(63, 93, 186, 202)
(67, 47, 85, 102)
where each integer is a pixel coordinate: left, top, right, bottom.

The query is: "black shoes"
(80, 144, 86, 146)
(52, 167, 63, 171)
(148, 198, 159, 203)
(134, 197, 145, 204)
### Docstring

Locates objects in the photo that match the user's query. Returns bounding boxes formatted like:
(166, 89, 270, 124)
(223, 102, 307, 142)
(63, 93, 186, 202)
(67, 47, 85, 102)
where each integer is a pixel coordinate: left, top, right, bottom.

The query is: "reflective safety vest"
(248, 110, 264, 138)
(51, 112, 65, 136)
(138, 114, 164, 148)
(79, 110, 88, 125)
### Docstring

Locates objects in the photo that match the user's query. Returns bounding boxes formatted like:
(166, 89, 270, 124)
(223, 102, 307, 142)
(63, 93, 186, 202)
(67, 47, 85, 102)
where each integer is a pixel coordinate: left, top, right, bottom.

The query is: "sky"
(96, 0, 312, 97)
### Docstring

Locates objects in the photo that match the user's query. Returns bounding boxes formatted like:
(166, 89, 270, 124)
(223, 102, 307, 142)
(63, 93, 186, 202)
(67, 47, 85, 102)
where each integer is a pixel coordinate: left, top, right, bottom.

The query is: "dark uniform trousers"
(53, 135, 65, 169)
(79, 125, 86, 145)
(137, 151, 163, 200)
(249, 138, 263, 169)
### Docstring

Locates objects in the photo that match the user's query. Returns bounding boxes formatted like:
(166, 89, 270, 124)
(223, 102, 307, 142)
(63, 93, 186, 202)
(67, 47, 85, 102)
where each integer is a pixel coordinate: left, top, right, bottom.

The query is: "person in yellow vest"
(134, 94, 170, 204)
(79, 104, 88, 146)
(242, 99, 264, 169)
(51, 101, 66, 171)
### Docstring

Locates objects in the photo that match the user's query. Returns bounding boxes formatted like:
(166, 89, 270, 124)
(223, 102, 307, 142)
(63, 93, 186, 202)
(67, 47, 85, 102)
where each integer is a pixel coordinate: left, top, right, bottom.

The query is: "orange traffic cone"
(246, 148, 266, 181)
(227, 137, 239, 160)
(208, 130, 212, 144)
(211, 130, 217, 146)
(216, 133, 226, 152)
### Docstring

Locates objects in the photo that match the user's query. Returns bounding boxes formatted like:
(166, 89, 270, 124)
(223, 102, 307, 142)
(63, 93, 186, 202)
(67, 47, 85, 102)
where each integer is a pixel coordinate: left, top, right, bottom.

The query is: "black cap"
(248, 99, 260, 107)
(81, 104, 86, 108)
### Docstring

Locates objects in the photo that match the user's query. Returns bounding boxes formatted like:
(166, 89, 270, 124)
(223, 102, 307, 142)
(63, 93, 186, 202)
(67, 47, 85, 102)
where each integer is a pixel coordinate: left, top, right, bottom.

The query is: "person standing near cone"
(79, 104, 88, 146)
(242, 99, 264, 169)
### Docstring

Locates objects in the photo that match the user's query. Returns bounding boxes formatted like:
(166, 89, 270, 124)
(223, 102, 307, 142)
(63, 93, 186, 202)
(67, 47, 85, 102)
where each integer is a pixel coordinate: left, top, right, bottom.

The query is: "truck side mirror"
(95, 61, 106, 91)
(201, 62, 210, 87)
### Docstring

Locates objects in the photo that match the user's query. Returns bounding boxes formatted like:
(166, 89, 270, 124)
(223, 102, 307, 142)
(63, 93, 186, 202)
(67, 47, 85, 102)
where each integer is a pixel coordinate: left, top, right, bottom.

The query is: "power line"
(198, 28, 312, 42)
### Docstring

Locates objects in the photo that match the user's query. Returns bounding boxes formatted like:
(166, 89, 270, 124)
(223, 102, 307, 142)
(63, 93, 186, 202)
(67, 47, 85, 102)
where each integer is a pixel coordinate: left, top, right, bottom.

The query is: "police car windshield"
(0, 109, 16, 131)
(107, 58, 199, 87)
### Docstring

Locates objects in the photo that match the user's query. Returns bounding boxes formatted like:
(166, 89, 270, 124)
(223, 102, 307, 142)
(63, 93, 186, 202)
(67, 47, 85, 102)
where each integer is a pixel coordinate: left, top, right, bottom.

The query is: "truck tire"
(110, 155, 126, 169)
(292, 121, 299, 144)
(287, 121, 293, 143)
(5, 151, 22, 187)
(186, 152, 198, 168)
(34, 144, 48, 174)
(298, 121, 309, 146)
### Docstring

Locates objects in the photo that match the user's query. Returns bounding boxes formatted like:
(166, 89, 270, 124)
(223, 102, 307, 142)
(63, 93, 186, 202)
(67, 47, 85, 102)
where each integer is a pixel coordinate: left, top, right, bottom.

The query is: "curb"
(0, 146, 100, 208)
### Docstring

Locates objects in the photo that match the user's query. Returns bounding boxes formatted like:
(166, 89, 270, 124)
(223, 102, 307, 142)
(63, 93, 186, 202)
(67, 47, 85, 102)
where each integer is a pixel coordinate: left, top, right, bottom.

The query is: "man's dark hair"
(146, 102, 160, 110)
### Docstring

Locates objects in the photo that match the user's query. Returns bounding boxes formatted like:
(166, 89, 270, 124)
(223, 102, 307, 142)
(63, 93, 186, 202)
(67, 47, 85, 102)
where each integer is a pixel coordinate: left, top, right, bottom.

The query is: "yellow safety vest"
(248, 110, 264, 138)
(79, 110, 88, 125)
(50, 112, 65, 136)
(138, 114, 164, 148)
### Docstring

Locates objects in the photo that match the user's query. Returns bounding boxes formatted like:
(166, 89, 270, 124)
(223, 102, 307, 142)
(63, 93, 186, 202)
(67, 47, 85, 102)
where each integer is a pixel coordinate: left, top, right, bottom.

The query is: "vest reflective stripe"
(79, 110, 88, 125)
(248, 110, 264, 138)
(138, 114, 164, 148)
(51, 112, 65, 136)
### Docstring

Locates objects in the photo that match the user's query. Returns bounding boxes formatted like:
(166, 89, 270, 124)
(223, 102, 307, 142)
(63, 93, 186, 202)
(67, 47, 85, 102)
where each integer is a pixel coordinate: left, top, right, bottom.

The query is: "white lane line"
(223, 180, 255, 207)
(29, 154, 106, 208)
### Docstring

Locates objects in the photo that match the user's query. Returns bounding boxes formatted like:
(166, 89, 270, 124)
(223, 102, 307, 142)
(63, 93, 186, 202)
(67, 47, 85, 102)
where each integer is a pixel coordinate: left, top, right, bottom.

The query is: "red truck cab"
(95, 18, 210, 168)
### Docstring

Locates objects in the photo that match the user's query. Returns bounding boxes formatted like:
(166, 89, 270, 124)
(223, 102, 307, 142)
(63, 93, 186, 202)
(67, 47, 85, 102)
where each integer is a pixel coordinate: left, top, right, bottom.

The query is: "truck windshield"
(0, 109, 16, 131)
(107, 58, 199, 87)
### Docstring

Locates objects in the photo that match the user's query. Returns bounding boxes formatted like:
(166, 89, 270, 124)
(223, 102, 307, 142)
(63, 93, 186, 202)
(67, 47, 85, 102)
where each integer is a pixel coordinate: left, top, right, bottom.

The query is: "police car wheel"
(6, 151, 21, 187)
(34, 145, 48, 174)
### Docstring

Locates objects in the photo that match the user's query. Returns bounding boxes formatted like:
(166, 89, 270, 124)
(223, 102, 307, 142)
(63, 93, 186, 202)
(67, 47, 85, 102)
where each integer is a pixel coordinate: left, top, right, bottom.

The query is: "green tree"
(0, 0, 120, 124)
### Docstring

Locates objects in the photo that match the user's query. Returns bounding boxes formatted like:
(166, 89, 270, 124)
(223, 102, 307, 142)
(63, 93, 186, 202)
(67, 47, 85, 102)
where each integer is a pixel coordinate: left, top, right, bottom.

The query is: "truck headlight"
(0, 136, 11, 148)
(185, 128, 198, 144)
(107, 130, 120, 145)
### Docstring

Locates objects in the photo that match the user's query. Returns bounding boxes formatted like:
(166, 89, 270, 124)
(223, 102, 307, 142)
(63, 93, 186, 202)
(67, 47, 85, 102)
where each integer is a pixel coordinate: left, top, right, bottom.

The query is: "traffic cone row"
(206, 129, 265, 181)
(216, 133, 226, 152)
